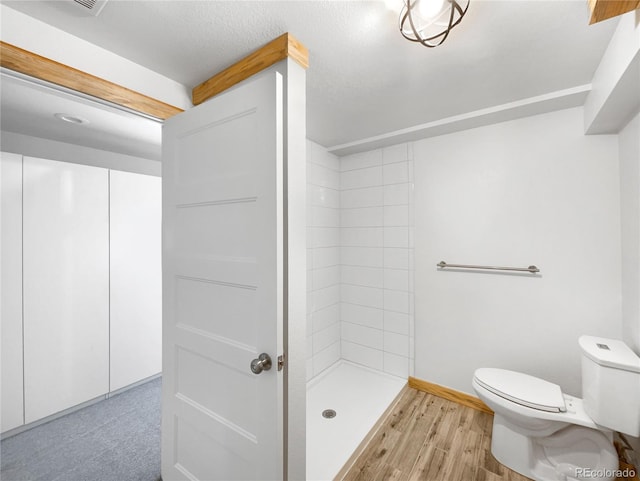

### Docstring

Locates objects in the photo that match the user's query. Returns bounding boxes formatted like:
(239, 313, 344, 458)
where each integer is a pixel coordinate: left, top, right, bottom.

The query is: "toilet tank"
(579, 335, 640, 437)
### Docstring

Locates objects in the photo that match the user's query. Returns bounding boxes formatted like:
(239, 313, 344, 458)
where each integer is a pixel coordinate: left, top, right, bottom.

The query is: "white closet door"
(23, 157, 109, 423)
(109, 170, 162, 392)
(1, 152, 24, 433)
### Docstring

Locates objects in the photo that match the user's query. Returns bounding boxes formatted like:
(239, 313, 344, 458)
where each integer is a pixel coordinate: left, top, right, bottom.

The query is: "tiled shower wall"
(339, 143, 415, 379)
(306, 140, 415, 382)
(306, 141, 341, 380)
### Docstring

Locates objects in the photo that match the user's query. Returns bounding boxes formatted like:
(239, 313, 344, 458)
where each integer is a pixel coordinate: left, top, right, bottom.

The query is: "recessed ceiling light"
(54, 113, 89, 125)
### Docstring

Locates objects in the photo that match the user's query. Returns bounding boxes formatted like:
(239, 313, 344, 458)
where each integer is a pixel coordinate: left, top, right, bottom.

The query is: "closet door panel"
(1, 152, 24, 432)
(23, 157, 109, 423)
(109, 170, 162, 391)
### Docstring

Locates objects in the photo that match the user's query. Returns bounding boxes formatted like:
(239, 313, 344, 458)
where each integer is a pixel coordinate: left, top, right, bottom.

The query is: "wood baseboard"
(408, 376, 493, 415)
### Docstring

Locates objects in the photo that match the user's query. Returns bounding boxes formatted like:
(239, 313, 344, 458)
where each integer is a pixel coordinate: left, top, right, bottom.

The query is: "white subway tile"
(383, 161, 409, 185)
(340, 303, 384, 330)
(308, 184, 340, 208)
(341, 265, 384, 288)
(384, 205, 409, 226)
(342, 284, 384, 309)
(314, 284, 340, 311)
(384, 311, 409, 335)
(341, 186, 384, 209)
(340, 150, 382, 172)
(341, 206, 383, 228)
(382, 144, 409, 164)
(384, 332, 409, 357)
(341, 340, 383, 370)
(313, 303, 340, 333)
(383, 183, 409, 206)
(312, 265, 340, 290)
(313, 341, 340, 377)
(340, 227, 384, 247)
(313, 322, 340, 354)
(308, 227, 339, 248)
(307, 267, 313, 292)
(342, 321, 384, 350)
(313, 247, 340, 269)
(308, 162, 340, 189)
(383, 352, 409, 378)
(307, 184, 322, 207)
(409, 314, 415, 338)
(310, 206, 339, 228)
(310, 141, 340, 171)
(341, 247, 383, 268)
(383, 248, 409, 269)
(384, 268, 409, 291)
(384, 290, 410, 313)
(384, 227, 409, 247)
(341, 166, 382, 190)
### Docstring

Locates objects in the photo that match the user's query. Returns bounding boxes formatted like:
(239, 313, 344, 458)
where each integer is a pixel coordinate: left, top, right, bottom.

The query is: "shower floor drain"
(322, 409, 336, 419)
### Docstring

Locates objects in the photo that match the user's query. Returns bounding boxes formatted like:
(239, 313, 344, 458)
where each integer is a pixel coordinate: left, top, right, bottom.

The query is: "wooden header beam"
(192, 32, 309, 106)
(588, 0, 639, 24)
(0, 41, 183, 120)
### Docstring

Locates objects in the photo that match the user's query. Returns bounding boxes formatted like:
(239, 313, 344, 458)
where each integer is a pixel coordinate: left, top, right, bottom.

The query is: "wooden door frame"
(0, 33, 308, 120)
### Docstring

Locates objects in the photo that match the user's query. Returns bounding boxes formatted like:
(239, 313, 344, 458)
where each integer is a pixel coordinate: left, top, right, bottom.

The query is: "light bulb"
(417, 0, 445, 19)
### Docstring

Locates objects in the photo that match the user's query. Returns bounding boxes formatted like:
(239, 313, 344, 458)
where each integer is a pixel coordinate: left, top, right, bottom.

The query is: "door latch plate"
(277, 354, 285, 371)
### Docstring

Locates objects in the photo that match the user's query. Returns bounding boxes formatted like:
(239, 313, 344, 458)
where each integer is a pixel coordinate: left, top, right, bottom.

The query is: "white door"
(161, 72, 284, 481)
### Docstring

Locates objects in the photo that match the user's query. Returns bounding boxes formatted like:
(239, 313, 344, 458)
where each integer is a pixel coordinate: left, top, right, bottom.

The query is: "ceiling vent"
(72, 0, 109, 16)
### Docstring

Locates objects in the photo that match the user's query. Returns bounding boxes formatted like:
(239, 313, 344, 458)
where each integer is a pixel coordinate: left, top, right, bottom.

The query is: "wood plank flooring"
(338, 386, 533, 481)
(338, 385, 639, 481)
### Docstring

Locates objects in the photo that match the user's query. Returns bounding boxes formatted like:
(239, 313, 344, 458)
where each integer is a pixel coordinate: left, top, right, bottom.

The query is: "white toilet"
(472, 335, 640, 481)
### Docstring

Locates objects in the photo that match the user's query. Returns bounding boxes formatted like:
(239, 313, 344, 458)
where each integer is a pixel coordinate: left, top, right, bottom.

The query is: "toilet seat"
(474, 368, 566, 413)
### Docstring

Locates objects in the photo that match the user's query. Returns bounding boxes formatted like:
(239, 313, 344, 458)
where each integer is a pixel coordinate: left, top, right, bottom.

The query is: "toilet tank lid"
(473, 368, 566, 412)
(579, 336, 640, 373)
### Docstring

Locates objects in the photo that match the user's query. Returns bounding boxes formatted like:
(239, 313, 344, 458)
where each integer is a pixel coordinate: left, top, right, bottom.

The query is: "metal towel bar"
(437, 261, 540, 274)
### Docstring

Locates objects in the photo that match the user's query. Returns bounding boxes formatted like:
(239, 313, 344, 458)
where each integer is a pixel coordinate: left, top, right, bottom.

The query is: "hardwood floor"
(338, 385, 533, 481)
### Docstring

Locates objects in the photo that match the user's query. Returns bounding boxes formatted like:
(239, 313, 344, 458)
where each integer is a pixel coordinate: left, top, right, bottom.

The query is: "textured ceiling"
(1, 0, 619, 150)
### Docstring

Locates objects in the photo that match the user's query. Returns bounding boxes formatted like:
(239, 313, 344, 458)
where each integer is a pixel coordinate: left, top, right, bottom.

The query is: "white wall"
(414, 107, 621, 397)
(339, 144, 415, 379)
(620, 111, 640, 355)
(306, 141, 341, 380)
(1, 131, 160, 176)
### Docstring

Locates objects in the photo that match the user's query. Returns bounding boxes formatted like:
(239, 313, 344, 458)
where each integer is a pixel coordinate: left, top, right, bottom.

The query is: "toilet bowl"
(472, 336, 640, 481)
(473, 370, 618, 481)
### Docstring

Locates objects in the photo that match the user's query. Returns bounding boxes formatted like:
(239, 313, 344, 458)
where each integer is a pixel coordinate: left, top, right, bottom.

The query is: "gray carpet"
(1, 377, 161, 481)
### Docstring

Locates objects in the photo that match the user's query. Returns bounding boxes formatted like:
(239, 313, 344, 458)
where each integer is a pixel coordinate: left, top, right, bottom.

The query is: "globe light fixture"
(400, 0, 469, 48)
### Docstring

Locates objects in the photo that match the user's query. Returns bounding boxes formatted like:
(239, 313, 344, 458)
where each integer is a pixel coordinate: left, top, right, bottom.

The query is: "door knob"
(250, 353, 272, 374)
